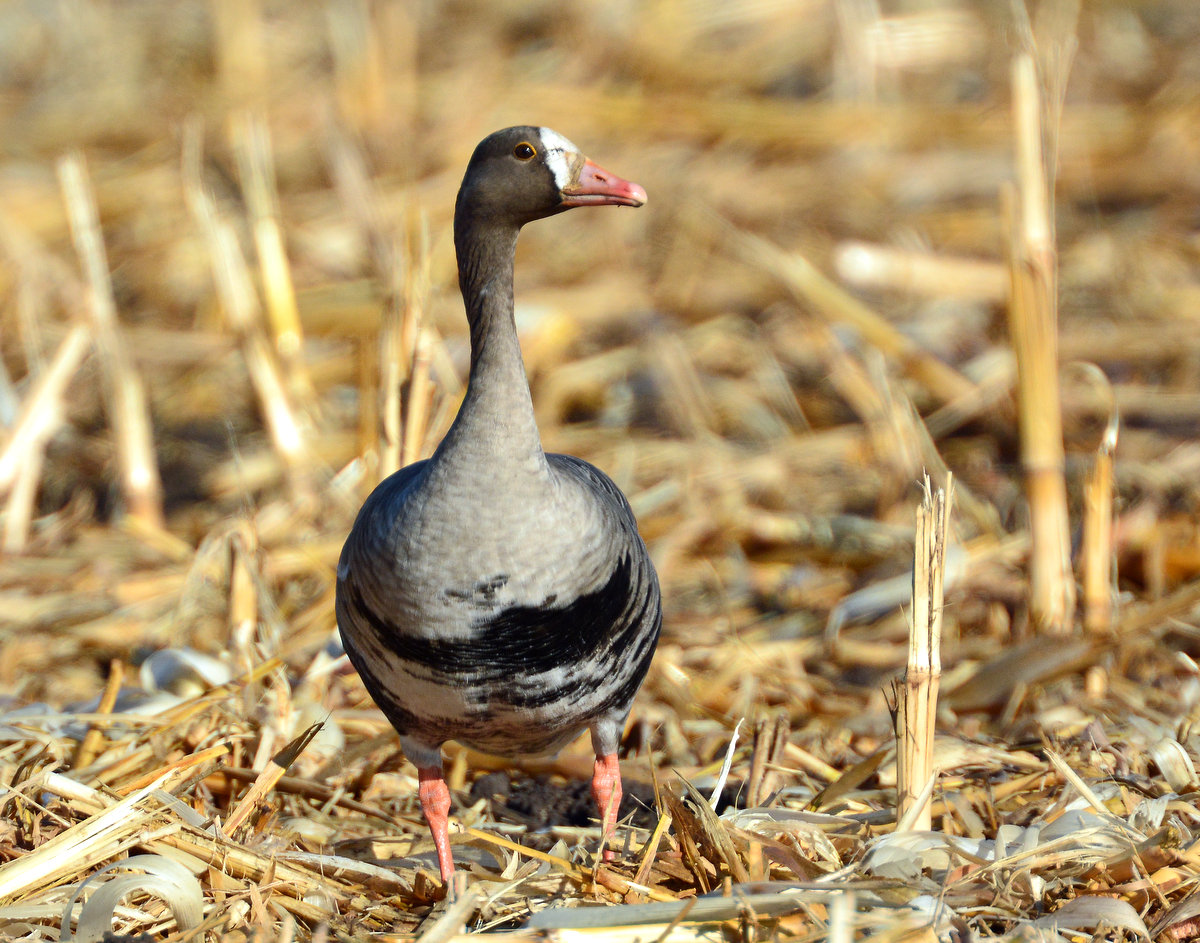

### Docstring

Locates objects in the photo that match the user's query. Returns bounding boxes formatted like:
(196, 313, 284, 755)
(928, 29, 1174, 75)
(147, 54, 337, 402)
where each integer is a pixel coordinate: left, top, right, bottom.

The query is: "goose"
(336, 126, 661, 882)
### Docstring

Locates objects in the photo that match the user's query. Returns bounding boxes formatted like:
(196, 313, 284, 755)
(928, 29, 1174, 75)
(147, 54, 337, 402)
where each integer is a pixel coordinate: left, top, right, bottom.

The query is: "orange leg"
(418, 766, 454, 882)
(590, 752, 623, 861)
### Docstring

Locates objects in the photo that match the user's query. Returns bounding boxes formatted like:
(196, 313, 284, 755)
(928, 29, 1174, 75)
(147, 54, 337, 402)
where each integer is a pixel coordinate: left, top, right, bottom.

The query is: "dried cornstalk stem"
(2, 439, 44, 553)
(378, 290, 406, 478)
(1007, 52, 1075, 633)
(1082, 415, 1118, 632)
(183, 125, 310, 495)
(72, 659, 124, 770)
(1, 324, 93, 553)
(382, 214, 433, 478)
(58, 154, 165, 531)
(218, 220, 309, 486)
(399, 215, 434, 467)
(150, 829, 349, 907)
(896, 474, 953, 831)
(224, 722, 323, 834)
(828, 888, 855, 943)
(631, 809, 674, 895)
(376, 224, 417, 479)
(235, 113, 314, 406)
(402, 326, 435, 469)
(834, 241, 1008, 303)
(230, 530, 259, 679)
(745, 711, 788, 809)
(745, 715, 772, 810)
(0, 325, 92, 495)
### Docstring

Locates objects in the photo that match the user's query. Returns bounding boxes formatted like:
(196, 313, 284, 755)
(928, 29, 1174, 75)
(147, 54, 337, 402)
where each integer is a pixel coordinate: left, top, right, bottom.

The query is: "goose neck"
(439, 217, 545, 470)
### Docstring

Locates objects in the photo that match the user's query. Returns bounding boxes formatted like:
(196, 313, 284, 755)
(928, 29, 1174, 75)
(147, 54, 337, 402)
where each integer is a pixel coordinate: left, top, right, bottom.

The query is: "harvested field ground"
(3, 0, 1200, 940)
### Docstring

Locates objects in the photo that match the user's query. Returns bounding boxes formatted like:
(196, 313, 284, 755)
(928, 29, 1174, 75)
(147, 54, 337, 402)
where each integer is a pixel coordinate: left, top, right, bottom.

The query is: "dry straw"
(0, 323, 92, 551)
(59, 154, 164, 532)
(235, 113, 315, 410)
(1079, 379, 1119, 634)
(182, 122, 312, 499)
(1005, 8, 1078, 633)
(895, 474, 953, 832)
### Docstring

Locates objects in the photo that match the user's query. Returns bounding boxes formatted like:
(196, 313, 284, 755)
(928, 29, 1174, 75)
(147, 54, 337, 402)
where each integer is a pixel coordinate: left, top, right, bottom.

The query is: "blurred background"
(4, 0, 1200, 931)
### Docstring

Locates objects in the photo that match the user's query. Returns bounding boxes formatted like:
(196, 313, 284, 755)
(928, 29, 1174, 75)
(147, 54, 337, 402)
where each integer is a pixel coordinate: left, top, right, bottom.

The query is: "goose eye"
(513, 142, 537, 161)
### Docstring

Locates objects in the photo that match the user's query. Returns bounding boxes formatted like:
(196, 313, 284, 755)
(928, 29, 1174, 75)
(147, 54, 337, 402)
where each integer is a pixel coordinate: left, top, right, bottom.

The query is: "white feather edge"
(538, 127, 578, 191)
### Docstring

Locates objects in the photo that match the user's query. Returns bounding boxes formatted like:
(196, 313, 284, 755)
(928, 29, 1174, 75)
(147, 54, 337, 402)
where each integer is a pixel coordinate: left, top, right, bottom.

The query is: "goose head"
(455, 126, 646, 229)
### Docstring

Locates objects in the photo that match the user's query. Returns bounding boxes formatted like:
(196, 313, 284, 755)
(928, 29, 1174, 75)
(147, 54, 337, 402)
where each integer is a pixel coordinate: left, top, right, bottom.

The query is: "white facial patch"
(538, 127, 578, 190)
